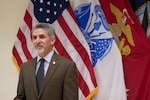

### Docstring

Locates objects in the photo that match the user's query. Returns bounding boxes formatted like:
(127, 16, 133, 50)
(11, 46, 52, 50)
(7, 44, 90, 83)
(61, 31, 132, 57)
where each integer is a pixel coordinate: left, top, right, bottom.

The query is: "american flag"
(12, 0, 98, 99)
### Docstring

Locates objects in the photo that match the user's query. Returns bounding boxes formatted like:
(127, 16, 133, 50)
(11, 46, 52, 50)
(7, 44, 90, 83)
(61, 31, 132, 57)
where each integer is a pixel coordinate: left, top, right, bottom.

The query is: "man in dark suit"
(14, 23, 78, 100)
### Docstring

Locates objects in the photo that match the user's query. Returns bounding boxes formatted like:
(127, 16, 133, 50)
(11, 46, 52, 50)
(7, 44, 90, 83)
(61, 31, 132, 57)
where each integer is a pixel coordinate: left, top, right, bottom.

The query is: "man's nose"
(35, 37, 41, 43)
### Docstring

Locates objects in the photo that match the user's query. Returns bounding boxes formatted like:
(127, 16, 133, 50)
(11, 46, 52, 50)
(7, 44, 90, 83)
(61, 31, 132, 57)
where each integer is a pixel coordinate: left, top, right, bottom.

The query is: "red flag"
(12, 0, 98, 100)
(100, 0, 150, 100)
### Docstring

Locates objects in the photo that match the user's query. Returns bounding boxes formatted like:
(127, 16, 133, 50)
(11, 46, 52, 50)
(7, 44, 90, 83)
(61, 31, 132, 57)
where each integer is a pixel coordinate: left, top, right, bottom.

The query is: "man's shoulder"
(53, 53, 74, 64)
(55, 53, 70, 60)
(21, 57, 37, 66)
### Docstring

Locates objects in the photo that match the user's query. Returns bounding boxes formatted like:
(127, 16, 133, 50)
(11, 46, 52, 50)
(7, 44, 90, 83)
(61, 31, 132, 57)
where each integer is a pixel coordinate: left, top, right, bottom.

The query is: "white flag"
(70, 0, 127, 99)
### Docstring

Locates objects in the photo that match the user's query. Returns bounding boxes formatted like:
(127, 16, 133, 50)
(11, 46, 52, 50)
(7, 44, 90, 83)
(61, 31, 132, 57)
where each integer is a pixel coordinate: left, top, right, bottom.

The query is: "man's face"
(32, 28, 55, 57)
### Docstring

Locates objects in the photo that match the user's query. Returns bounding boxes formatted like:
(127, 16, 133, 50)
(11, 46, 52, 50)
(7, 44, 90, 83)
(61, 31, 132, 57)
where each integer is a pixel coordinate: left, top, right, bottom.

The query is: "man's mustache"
(34, 43, 43, 48)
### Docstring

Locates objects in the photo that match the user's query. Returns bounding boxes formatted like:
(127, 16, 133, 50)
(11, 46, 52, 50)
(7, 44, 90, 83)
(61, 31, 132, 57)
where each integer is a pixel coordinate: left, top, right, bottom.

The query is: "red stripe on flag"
(77, 69, 90, 97)
(17, 29, 32, 60)
(67, 6, 80, 26)
(54, 36, 70, 59)
(12, 46, 23, 67)
(24, 10, 32, 30)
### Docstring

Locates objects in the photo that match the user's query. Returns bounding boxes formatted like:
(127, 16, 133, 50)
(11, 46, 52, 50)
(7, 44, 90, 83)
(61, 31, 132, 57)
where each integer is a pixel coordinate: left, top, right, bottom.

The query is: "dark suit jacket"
(14, 52, 78, 100)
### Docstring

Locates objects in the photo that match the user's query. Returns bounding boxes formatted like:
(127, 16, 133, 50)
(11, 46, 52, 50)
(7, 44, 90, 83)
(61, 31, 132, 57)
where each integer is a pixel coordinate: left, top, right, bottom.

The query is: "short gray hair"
(32, 23, 56, 38)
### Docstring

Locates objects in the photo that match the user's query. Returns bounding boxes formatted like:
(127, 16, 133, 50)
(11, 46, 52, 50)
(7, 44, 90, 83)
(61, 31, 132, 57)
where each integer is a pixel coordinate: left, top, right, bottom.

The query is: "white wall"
(0, 0, 29, 99)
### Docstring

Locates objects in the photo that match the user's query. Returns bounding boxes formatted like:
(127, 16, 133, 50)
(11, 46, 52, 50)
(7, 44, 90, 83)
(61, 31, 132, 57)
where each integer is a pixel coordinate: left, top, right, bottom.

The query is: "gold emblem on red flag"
(108, 3, 135, 56)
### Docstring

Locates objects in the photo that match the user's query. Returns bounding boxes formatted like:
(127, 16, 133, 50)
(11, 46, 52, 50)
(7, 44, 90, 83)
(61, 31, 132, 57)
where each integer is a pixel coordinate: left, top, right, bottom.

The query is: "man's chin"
(36, 49, 44, 54)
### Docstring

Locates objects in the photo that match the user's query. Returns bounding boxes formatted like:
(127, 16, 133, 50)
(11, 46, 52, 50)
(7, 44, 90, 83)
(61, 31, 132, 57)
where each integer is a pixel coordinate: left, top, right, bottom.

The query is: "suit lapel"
(29, 58, 39, 97)
(39, 52, 60, 97)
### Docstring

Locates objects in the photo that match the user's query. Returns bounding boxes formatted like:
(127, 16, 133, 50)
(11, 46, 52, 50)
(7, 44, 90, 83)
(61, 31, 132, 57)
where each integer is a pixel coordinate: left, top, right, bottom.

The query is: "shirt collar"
(37, 50, 54, 63)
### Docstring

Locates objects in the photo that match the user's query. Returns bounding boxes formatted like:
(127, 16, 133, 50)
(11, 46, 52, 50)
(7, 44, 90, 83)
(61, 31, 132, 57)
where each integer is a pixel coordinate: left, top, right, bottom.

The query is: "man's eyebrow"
(39, 34, 46, 38)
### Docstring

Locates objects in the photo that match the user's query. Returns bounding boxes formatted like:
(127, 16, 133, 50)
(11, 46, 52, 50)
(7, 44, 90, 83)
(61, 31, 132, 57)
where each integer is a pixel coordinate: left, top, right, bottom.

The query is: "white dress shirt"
(36, 50, 54, 77)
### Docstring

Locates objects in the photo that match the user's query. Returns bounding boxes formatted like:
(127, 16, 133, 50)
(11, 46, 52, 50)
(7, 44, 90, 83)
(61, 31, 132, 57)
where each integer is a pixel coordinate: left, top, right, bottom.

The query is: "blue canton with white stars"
(31, 0, 70, 24)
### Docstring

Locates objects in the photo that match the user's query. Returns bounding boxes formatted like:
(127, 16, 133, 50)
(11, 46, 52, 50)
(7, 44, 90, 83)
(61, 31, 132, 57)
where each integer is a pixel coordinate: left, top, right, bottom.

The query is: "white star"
(54, 11, 57, 15)
(60, 4, 62, 8)
(54, 3, 57, 7)
(46, 10, 50, 13)
(47, 1, 51, 5)
(40, 0, 43, 3)
(39, 8, 43, 12)
(46, 18, 50, 22)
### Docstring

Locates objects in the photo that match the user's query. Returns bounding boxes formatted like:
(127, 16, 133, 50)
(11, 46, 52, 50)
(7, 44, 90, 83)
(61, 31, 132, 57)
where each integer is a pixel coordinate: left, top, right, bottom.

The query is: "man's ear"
(51, 37, 56, 45)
